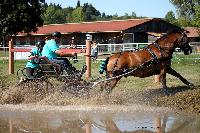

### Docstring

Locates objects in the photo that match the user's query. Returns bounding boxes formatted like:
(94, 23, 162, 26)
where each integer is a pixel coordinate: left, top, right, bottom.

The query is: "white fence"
(62, 43, 151, 53)
(0, 42, 199, 60)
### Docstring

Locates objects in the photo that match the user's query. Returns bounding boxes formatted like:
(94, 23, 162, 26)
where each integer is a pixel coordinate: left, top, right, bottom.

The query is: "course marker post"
(85, 33, 92, 79)
(9, 39, 14, 74)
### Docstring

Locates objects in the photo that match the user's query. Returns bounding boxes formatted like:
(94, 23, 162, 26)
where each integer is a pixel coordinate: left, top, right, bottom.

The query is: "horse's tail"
(99, 57, 109, 74)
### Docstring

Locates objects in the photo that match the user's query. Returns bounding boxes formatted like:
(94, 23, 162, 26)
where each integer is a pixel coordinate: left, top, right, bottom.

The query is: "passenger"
(68, 36, 78, 63)
(25, 41, 61, 78)
(91, 41, 98, 63)
(42, 31, 86, 76)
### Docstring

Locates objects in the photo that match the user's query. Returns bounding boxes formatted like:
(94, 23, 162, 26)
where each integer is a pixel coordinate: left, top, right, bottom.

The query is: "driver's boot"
(72, 64, 87, 78)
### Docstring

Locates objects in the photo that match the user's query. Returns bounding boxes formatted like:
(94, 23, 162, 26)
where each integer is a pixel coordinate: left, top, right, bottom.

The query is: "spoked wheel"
(17, 68, 27, 80)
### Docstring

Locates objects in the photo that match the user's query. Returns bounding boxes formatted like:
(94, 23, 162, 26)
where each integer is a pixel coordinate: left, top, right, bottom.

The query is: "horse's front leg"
(105, 78, 121, 94)
(167, 67, 193, 86)
(100, 78, 120, 94)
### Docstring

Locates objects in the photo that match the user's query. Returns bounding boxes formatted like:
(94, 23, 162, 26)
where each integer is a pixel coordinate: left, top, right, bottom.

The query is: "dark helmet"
(52, 31, 61, 38)
(36, 41, 45, 48)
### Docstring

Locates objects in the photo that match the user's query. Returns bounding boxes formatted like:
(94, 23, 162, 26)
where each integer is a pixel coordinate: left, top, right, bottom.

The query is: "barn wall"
(125, 19, 182, 33)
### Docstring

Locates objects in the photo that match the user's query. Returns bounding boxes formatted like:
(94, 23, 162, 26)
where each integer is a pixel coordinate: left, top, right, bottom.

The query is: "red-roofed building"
(184, 27, 200, 42)
(184, 27, 200, 52)
(9, 18, 182, 47)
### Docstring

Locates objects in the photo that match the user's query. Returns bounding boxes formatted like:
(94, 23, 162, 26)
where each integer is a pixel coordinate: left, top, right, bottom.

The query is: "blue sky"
(45, 0, 176, 18)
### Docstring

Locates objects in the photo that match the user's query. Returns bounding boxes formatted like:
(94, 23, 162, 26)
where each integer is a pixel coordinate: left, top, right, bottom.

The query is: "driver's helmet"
(52, 31, 61, 38)
(36, 41, 45, 51)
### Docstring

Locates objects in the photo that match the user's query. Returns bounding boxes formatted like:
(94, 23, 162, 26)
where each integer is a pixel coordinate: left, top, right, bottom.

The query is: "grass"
(0, 49, 9, 57)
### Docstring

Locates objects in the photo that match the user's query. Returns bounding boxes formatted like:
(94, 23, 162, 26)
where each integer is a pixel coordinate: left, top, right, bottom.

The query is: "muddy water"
(0, 104, 199, 133)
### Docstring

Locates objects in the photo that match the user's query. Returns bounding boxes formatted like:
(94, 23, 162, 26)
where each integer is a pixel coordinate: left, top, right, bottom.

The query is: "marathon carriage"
(16, 55, 90, 97)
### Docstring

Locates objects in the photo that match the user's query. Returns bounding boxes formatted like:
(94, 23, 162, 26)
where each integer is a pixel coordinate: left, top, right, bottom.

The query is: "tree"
(169, 0, 198, 18)
(131, 12, 137, 18)
(169, 0, 200, 26)
(63, 7, 74, 23)
(112, 13, 119, 20)
(43, 5, 66, 24)
(192, 5, 200, 27)
(164, 11, 179, 26)
(177, 17, 191, 27)
(71, 7, 84, 22)
(0, 0, 45, 36)
(123, 13, 131, 19)
(76, 0, 81, 8)
(83, 3, 101, 21)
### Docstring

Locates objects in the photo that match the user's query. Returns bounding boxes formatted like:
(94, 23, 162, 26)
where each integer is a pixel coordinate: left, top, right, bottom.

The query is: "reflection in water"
(0, 106, 199, 133)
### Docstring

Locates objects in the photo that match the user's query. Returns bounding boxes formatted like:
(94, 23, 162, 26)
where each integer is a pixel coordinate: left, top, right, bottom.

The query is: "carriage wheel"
(17, 68, 27, 80)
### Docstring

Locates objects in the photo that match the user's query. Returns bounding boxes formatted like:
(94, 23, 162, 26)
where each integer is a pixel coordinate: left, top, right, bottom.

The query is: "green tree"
(169, 0, 199, 18)
(169, 0, 200, 26)
(112, 13, 119, 20)
(123, 13, 131, 19)
(83, 3, 101, 21)
(164, 11, 179, 26)
(165, 11, 176, 21)
(131, 12, 137, 18)
(192, 6, 200, 27)
(71, 7, 84, 22)
(63, 7, 74, 22)
(76, 0, 81, 8)
(43, 5, 65, 24)
(177, 17, 191, 27)
(0, 0, 45, 36)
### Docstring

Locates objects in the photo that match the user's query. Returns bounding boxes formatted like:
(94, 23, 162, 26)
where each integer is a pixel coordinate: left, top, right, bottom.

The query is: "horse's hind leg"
(167, 67, 193, 86)
(159, 70, 169, 95)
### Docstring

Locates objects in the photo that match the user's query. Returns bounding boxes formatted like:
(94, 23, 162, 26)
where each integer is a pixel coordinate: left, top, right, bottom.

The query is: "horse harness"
(111, 52, 122, 72)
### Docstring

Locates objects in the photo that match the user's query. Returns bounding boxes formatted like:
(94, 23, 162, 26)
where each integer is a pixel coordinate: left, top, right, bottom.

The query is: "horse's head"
(176, 31, 192, 55)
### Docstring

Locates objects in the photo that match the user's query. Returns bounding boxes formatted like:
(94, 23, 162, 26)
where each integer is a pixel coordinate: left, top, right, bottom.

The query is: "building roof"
(21, 18, 153, 35)
(185, 27, 200, 37)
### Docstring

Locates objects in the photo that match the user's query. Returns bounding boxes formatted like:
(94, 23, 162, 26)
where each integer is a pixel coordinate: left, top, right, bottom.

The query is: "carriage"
(16, 57, 91, 97)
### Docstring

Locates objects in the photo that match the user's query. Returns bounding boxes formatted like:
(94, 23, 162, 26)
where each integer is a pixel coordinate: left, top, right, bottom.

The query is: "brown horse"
(99, 30, 193, 95)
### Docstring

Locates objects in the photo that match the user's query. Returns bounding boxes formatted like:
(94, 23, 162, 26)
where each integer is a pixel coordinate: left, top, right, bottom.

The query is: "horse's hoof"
(163, 89, 170, 96)
(188, 83, 194, 87)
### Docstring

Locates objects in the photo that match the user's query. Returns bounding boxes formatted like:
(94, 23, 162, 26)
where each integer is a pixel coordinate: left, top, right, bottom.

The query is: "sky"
(45, 0, 177, 18)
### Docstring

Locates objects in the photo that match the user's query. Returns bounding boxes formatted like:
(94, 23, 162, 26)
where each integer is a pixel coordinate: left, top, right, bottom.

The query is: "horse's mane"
(155, 29, 183, 43)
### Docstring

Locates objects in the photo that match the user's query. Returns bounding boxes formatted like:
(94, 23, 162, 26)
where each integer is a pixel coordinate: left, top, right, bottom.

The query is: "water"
(0, 104, 199, 133)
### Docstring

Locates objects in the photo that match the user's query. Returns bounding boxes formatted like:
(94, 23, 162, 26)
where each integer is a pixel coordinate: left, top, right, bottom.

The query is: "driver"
(42, 31, 86, 76)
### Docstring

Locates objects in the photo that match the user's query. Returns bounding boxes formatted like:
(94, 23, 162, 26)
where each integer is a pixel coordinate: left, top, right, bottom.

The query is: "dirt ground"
(131, 85, 200, 114)
(0, 78, 200, 115)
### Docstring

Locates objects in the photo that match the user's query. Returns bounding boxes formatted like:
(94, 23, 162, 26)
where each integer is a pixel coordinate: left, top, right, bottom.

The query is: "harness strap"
(111, 52, 122, 72)
(153, 42, 164, 58)
(146, 47, 159, 64)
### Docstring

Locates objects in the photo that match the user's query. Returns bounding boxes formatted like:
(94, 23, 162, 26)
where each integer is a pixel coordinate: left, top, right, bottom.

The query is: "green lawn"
(0, 49, 9, 57)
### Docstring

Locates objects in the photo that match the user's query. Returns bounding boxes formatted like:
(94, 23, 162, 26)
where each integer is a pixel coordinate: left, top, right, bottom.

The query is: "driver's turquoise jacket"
(26, 48, 41, 68)
(42, 39, 59, 60)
